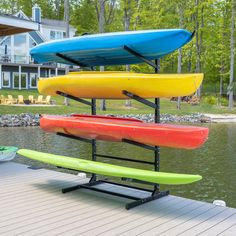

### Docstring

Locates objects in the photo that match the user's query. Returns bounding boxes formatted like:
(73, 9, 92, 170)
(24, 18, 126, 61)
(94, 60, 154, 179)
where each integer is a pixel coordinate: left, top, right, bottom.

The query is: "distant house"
(0, 5, 76, 90)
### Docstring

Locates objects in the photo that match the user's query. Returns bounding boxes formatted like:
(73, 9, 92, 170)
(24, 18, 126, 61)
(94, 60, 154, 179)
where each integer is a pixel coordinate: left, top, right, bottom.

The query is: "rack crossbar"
(56, 91, 92, 106)
(101, 180, 154, 192)
(56, 53, 88, 67)
(121, 177, 158, 186)
(95, 154, 154, 165)
(57, 132, 92, 144)
(122, 90, 158, 109)
(123, 45, 159, 69)
(122, 139, 158, 151)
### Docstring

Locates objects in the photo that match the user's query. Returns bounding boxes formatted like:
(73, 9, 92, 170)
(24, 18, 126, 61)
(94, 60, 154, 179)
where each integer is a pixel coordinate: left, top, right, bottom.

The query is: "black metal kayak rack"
(56, 46, 169, 210)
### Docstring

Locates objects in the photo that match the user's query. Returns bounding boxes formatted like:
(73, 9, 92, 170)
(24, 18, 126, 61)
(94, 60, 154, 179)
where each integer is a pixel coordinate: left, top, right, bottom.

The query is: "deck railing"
(0, 54, 68, 68)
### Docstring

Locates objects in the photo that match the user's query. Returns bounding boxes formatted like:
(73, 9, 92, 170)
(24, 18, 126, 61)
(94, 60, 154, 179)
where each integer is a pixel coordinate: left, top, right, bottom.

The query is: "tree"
(71, 0, 98, 34)
(95, 0, 117, 111)
(124, 0, 132, 107)
(63, 0, 70, 106)
(194, 0, 204, 97)
(228, 0, 235, 109)
(98, 0, 106, 111)
(177, 0, 184, 110)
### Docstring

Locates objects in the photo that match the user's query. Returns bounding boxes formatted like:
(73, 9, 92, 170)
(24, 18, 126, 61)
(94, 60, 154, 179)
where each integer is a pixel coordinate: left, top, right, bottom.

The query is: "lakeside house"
(0, 5, 76, 90)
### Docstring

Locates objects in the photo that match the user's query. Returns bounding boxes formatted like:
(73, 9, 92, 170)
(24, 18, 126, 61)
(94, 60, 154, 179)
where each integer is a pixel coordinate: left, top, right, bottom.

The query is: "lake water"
(0, 123, 236, 208)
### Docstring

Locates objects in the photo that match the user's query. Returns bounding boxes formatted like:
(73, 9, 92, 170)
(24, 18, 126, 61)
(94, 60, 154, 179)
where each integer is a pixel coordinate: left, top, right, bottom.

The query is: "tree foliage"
(0, 0, 235, 95)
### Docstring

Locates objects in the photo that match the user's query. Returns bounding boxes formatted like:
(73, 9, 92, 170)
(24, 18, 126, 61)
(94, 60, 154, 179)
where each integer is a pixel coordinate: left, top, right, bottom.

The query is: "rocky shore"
(0, 113, 209, 127)
(119, 113, 208, 123)
(0, 114, 40, 127)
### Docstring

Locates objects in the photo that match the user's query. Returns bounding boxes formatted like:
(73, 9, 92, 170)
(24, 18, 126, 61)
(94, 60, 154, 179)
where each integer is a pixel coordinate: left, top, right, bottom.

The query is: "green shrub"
(202, 95, 217, 105)
(220, 97, 228, 106)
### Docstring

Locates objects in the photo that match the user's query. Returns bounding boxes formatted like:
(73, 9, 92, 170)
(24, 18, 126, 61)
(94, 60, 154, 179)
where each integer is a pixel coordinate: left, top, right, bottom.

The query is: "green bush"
(220, 97, 228, 106)
(202, 95, 217, 105)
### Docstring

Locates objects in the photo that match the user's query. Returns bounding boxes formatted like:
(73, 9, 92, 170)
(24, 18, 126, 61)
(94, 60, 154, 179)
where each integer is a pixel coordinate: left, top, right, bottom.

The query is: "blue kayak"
(30, 29, 193, 67)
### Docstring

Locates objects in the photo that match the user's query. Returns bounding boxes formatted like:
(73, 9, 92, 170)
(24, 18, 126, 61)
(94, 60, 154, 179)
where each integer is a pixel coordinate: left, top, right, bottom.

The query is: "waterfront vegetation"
(0, 89, 235, 115)
(0, 0, 235, 110)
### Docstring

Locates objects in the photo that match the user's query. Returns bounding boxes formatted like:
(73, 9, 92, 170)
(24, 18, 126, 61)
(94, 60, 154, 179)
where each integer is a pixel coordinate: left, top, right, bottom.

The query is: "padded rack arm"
(95, 153, 154, 165)
(122, 90, 158, 109)
(123, 45, 159, 69)
(56, 53, 88, 67)
(122, 139, 158, 152)
(56, 91, 92, 106)
(57, 132, 92, 144)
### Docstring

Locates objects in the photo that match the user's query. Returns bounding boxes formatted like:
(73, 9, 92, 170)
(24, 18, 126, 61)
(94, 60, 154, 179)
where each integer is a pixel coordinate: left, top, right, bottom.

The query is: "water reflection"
(0, 123, 235, 207)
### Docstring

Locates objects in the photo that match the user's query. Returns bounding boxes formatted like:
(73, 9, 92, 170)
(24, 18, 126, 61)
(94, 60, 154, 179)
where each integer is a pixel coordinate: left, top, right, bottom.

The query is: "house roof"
(41, 18, 75, 30)
(0, 13, 38, 36)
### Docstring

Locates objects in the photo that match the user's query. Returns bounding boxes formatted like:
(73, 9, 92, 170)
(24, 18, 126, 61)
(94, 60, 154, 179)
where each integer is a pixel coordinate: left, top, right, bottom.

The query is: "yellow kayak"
(38, 71, 204, 99)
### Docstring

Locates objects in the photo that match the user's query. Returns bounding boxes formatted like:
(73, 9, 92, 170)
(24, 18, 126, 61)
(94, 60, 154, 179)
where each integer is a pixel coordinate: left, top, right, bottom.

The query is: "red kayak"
(40, 115, 209, 149)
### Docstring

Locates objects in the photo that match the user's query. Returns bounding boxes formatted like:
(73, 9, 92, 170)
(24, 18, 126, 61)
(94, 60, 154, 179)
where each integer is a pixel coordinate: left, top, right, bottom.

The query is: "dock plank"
(0, 162, 235, 236)
(137, 201, 212, 236)
(219, 223, 236, 235)
(199, 212, 236, 235)
(118, 200, 202, 236)
(52, 196, 176, 236)
(179, 208, 236, 235)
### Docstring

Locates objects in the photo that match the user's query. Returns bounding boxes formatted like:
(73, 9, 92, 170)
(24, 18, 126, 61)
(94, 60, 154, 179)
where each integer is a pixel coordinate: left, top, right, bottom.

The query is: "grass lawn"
(0, 89, 235, 115)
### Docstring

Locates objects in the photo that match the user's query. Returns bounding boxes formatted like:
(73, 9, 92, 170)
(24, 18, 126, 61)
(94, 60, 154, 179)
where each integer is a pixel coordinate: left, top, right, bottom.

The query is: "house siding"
(1, 64, 66, 90)
(0, 7, 76, 91)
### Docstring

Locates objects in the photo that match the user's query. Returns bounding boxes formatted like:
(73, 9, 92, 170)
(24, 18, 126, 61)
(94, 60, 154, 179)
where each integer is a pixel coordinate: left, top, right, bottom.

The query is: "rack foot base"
(126, 190, 169, 210)
(62, 180, 169, 210)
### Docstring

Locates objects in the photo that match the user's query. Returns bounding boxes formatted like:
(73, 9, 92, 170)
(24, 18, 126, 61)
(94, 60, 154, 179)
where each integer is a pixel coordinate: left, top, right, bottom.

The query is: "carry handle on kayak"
(56, 51, 169, 210)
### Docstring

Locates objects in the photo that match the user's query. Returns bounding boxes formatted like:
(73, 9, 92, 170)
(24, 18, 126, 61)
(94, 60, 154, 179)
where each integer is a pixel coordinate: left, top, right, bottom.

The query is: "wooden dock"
(0, 162, 236, 235)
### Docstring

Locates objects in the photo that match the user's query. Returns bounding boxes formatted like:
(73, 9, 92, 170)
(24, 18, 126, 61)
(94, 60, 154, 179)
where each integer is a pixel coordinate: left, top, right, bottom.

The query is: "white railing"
(0, 54, 68, 68)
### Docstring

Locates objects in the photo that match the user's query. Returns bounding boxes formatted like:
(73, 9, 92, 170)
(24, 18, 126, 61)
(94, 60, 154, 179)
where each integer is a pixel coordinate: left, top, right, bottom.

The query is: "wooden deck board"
(199, 212, 236, 235)
(220, 223, 236, 235)
(179, 208, 236, 235)
(0, 162, 235, 236)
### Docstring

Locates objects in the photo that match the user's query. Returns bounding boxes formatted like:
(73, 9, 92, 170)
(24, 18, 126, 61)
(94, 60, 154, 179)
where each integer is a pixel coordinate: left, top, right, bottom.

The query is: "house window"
(50, 31, 56, 40)
(55, 31, 62, 39)
(29, 37, 37, 63)
(2, 72, 10, 88)
(50, 70, 56, 77)
(50, 30, 65, 40)
(21, 73, 27, 89)
(13, 73, 19, 88)
(0, 37, 11, 62)
(14, 34, 27, 63)
(29, 37, 37, 48)
(30, 73, 38, 88)
(13, 72, 28, 89)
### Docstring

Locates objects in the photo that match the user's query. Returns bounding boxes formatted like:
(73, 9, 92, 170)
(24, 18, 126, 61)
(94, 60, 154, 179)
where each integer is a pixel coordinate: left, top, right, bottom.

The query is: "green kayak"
(17, 149, 202, 185)
(0, 146, 18, 161)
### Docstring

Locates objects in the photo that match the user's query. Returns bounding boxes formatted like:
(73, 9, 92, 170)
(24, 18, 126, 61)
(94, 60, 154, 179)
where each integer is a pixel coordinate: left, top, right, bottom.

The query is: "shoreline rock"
(117, 113, 209, 123)
(0, 113, 209, 128)
(0, 114, 41, 127)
